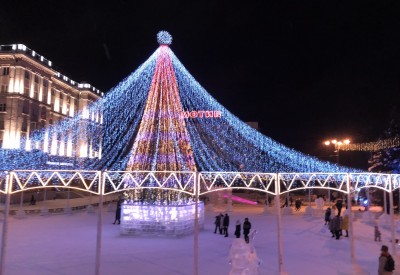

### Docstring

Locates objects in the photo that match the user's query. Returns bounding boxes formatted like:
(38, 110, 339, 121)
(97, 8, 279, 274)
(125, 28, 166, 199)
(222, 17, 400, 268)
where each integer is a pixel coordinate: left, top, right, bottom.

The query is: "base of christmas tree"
(120, 202, 204, 236)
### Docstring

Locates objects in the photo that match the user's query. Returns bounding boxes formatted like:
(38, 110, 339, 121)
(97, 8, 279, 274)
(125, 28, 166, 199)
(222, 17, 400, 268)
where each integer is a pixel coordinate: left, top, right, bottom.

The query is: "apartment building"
(0, 44, 103, 160)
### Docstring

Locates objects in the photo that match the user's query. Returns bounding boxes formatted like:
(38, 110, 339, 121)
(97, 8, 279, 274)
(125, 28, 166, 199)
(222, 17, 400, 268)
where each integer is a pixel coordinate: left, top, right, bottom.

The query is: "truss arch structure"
(1, 170, 400, 196)
(0, 170, 101, 195)
(278, 173, 349, 195)
(198, 172, 276, 196)
(278, 173, 400, 195)
(102, 170, 196, 196)
(349, 173, 400, 193)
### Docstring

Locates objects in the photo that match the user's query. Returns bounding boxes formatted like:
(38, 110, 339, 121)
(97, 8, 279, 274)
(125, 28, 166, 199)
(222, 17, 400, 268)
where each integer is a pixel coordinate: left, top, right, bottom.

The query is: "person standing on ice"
(219, 213, 224, 234)
(243, 217, 252, 243)
(113, 200, 122, 224)
(329, 215, 342, 240)
(223, 213, 230, 237)
(341, 213, 349, 237)
(324, 207, 331, 225)
(375, 225, 382, 242)
(234, 220, 241, 238)
(378, 245, 394, 275)
(281, 197, 288, 208)
(214, 214, 222, 234)
(30, 194, 36, 205)
(335, 198, 343, 216)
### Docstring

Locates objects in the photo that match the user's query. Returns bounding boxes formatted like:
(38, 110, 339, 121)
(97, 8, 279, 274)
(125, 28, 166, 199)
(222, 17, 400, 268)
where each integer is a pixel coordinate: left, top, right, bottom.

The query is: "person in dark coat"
(281, 198, 288, 208)
(30, 194, 36, 205)
(329, 215, 342, 240)
(223, 213, 230, 237)
(243, 217, 252, 243)
(335, 199, 343, 216)
(295, 199, 301, 211)
(378, 245, 393, 275)
(234, 220, 241, 238)
(324, 207, 331, 225)
(219, 213, 224, 234)
(214, 214, 222, 234)
(113, 200, 122, 224)
(374, 225, 381, 242)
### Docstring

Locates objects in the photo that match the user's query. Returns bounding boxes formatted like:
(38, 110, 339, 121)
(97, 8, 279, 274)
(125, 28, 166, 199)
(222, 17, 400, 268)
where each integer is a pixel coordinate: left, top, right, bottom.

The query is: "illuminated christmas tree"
(123, 32, 196, 204)
(126, 32, 196, 172)
(0, 31, 360, 175)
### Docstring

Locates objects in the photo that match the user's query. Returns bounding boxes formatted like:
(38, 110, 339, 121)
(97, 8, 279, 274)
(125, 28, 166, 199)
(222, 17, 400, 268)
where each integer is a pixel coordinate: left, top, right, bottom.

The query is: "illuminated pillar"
(389, 175, 396, 256)
(194, 172, 199, 275)
(95, 171, 104, 275)
(0, 172, 12, 274)
(275, 173, 285, 273)
(347, 174, 355, 263)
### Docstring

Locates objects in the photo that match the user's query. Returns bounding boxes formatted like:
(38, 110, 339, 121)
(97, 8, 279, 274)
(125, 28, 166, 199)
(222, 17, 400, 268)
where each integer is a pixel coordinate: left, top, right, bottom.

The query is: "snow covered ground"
(1, 202, 400, 275)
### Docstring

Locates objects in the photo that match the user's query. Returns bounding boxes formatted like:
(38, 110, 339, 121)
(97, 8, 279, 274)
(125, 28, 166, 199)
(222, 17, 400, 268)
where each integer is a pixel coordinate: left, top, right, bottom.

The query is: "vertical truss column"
(0, 171, 12, 275)
(194, 172, 199, 275)
(275, 173, 285, 274)
(346, 173, 355, 263)
(389, 175, 396, 256)
(95, 171, 104, 275)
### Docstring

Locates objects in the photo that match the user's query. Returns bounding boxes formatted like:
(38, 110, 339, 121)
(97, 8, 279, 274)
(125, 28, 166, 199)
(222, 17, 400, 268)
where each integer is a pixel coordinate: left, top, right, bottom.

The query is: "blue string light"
(0, 33, 361, 174)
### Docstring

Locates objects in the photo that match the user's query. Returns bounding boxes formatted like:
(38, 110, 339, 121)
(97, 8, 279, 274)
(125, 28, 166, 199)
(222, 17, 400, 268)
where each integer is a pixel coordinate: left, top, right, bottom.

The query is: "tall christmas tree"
(124, 32, 196, 204)
(0, 31, 360, 176)
(126, 32, 196, 172)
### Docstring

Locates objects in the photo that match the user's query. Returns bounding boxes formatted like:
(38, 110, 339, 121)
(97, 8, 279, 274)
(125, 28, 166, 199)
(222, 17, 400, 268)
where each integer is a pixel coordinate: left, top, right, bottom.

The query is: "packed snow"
(1, 199, 400, 275)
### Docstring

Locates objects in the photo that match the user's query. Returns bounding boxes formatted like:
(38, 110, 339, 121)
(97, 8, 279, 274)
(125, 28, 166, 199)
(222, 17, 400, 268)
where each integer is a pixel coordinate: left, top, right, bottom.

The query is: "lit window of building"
(0, 44, 103, 159)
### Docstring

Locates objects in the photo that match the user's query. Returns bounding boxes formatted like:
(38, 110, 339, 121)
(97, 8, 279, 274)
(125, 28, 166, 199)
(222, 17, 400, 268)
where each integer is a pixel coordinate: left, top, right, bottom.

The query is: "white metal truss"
(0, 170, 400, 195)
(0, 170, 101, 195)
(278, 173, 348, 194)
(198, 172, 276, 195)
(103, 171, 195, 195)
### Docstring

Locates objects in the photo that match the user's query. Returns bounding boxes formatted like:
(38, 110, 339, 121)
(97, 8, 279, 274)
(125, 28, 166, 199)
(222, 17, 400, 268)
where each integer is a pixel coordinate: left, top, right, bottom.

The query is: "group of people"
(214, 213, 230, 237)
(324, 200, 396, 273)
(324, 206, 349, 240)
(281, 196, 302, 211)
(214, 214, 252, 243)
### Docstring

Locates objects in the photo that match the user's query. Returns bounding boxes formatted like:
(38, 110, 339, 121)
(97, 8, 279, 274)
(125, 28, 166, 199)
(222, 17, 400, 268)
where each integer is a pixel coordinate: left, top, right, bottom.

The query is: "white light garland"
(0, 32, 362, 175)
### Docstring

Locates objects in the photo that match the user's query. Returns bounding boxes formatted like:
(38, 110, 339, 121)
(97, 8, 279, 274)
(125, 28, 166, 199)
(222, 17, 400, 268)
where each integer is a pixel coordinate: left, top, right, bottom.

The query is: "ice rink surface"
(1, 203, 400, 275)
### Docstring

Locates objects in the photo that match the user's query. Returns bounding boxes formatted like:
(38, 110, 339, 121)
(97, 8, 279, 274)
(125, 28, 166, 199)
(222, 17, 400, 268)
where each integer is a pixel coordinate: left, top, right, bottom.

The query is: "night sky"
(1, 1, 399, 166)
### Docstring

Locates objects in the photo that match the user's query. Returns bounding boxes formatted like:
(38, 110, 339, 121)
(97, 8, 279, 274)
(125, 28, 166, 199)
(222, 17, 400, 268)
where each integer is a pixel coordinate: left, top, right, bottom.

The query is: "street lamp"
(323, 138, 350, 204)
(323, 139, 350, 164)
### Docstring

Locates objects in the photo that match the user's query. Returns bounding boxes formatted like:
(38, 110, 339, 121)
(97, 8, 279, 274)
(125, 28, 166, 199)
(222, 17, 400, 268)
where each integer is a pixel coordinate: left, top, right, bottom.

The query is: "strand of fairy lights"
(0, 31, 362, 179)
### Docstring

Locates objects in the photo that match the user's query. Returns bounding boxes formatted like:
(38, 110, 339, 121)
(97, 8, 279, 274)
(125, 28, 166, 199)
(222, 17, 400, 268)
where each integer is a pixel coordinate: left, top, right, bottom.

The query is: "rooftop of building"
(0, 44, 103, 97)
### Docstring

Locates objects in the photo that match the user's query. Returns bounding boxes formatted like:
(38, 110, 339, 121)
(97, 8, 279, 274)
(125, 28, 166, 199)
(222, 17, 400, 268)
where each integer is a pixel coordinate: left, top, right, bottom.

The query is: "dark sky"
(1, 0, 399, 162)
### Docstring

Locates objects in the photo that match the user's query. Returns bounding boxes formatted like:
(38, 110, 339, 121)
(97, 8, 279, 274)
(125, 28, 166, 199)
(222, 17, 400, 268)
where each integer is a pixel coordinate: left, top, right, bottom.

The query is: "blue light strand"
(0, 39, 362, 174)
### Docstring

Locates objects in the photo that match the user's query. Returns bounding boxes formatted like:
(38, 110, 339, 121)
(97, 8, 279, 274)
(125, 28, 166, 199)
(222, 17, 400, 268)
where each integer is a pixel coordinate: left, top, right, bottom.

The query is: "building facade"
(0, 44, 103, 160)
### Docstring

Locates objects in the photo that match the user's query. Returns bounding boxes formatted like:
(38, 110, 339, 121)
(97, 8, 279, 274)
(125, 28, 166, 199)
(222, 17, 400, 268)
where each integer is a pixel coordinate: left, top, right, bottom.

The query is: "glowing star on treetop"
(157, 31, 173, 45)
